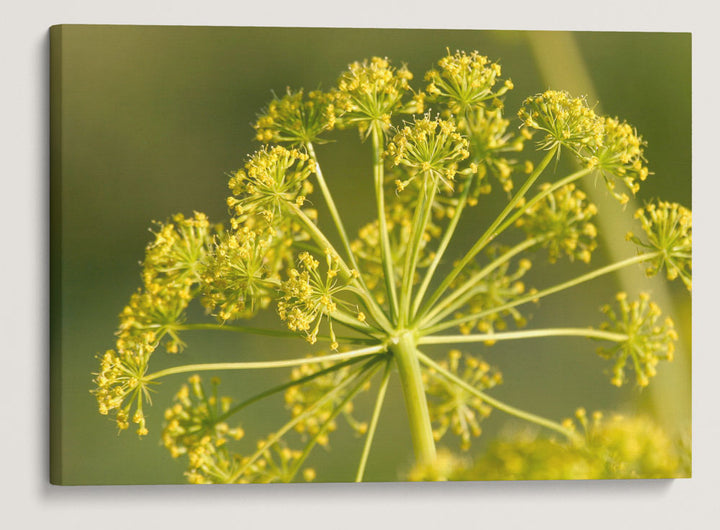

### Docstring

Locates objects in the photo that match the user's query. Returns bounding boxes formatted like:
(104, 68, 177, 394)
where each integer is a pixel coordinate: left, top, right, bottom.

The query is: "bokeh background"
(50, 26, 691, 485)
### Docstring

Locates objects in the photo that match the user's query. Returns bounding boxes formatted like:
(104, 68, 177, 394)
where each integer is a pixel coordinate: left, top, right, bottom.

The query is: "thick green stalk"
(372, 125, 400, 322)
(391, 332, 436, 467)
(416, 147, 558, 320)
(423, 251, 662, 335)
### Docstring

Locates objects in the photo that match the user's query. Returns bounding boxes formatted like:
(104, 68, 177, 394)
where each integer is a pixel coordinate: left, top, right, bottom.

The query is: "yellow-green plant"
(92, 50, 691, 483)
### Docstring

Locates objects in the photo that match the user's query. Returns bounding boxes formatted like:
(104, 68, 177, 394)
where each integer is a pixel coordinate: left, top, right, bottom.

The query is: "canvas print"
(50, 25, 691, 485)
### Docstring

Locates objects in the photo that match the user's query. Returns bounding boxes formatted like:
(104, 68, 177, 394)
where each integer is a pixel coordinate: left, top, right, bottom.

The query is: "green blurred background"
(50, 26, 691, 485)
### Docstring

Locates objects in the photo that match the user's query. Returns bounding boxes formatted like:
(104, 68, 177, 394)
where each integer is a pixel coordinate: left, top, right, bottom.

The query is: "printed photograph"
(50, 25, 691, 484)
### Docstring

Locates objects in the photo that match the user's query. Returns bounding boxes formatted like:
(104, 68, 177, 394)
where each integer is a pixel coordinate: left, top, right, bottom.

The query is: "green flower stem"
(307, 141, 387, 323)
(228, 356, 383, 483)
(411, 173, 474, 319)
(391, 332, 437, 467)
(400, 177, 438, 326)
(330, 309, 383, 338)
(423, 251, 662, 335)
(287, 202, 350, 274)
(418, 327, 628, 345)
(418, 236, 542, 329)
(287, 359, 386, 482)
(372, 125, 400, 323)
(176, 323, 301, 339)
(416, 146, 558, 322)
(306, 141, 360, 270)
(416, 351, 577, 440)
(145, 344, 386, 381)
(183, 310, 380, 342)
(216, 355, 372, 425)
(355, 359, 392, 482)
(176, 322, 376, 344)
(287, 201, 392, 332)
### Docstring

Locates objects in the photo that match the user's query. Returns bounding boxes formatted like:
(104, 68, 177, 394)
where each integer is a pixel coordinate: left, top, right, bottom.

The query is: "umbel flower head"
(91, 333, 156, 436)
(277, 250, 360, 349)
(227, 145, 314, 226)
(334, 56, 422, 137)
(591, 117, 649, 205)
(424, 50, 513, 114)
(162, 376, 317, 484)
(597, 292, 677, 387)
(518, 90, 604, 158)
(142, 211, 215, 289)
(423, 350, 502, 450)
(463, 107, 530, 197)
(386, 115, 470, 193)
(628, 201, 692, 290)
(254, 88, 336, 145)
(123, 211, 218, 354)
(162, 375, 245, 460)
(516, 183, 598, 263)
(201, 226, 278, 321)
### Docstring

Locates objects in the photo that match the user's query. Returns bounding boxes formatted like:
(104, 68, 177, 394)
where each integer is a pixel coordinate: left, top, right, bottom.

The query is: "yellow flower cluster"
(162, 376, 316, 484)
(597, 292, 677, 387)
(143, 212, 214, 289)
(467, 410, 687, 480)
(518, 90, 604, 157)
(628, 201, 692, 290)
(334, 56, 422, 137)
(91, 334, 155, 436)
(591, 117, 649, 204)
(520, 92, 655, 204)
(118, 287, 189, 354)
(277, 250, 358, 348)
(254, 89, 336, 145)
(125, 212, 215, 354)
(424, 50, 513, 114)
(516, 183, 598, 263)
(463, 107, 530, 197)
(201, 226, 278, 321)
(227, 145, 314, 226)
(423, 350, 502, 450)
(162, 376, 245, 460)
(386, 115, 470, 193)
(93, 212, 218, 436)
